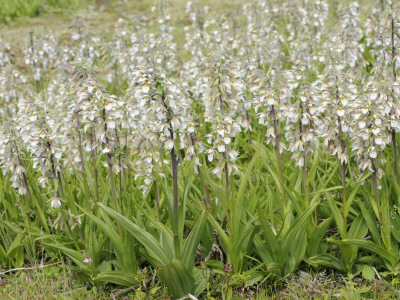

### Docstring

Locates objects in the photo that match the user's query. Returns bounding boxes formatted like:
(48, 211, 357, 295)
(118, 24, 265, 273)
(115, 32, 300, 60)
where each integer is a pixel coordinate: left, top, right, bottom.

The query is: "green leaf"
(281, 200, 320, 260)
(348, 215, 368, 239)
(157, 259, 195, 299)
(361, 265, 375, 281)
(159, 225, 175, 259)
(0, 244, 7, 265)
(207, 214, 231, 253)
(344, 172, 372, 215)
(78, 204, 123, 253)
(332, 239, 397, 266)
(357, 199, 381, 244)
(326, 192, 344, 237)
(257, 208, 278, 262)
(192, 267, 210, 297)
(94, 270, 139, 287)
(43, 243, 86, 269)
(254, 236, 275, 268)
(99, 203, 170, 266)
(180, 211, 207, 271)
(308, 217, 333, 257)
(306, 253, 344, 272)
(179, 160, 196, 238)
(203, 260, 224, 270)
(96, 261, 112, 273)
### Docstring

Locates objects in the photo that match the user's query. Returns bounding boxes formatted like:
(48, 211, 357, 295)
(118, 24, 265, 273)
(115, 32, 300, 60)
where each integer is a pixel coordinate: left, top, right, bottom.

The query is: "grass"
(0, 0, 85, 23)
(0, 265, 109, 299)
(2, 267, 400, 299)
(0, 0, 245, 46)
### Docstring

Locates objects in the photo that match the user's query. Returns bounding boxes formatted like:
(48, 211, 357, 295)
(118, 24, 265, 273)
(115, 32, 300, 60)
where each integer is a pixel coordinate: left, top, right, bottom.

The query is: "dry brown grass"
(0, 0, 246, 49)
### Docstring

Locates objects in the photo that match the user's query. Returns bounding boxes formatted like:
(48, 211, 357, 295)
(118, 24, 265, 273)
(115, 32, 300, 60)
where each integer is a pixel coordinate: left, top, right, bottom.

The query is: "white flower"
(108, 121, 116, 129)
(372, 127, 380, 135)
(103, 146, 112, 153)
(187, 145, 195, 156)
(361, 132, 369, 140)
(142, 85, 150, 93)
(212, 165, 223, 178)
(54, 151, 62, 161)
(18, 186, 27, 195)
(171, 117, 180, 130)
(296, 156, 304, 167)
(165, 139, 174, 150)
(375, 137, 384, 145)
(370, 92, 378, 100)
(301, 117, 309, 125)
(227, 150, 238, 161)
(51, 197, 62, 208)
(217, 142, 225, 152)
(267, 97, 275, 105)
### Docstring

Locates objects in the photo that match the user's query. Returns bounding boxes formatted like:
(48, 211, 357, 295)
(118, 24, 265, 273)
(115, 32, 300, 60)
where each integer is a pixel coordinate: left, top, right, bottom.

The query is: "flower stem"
(392, 130, 399, 183)
(271, 104, 286, 212)
(391, 12, 399, 183)
(102, 108, 119, 213)
(153, 180, 161, 221)
(337, 83, 347, 237)
(90, 126, 99, 204)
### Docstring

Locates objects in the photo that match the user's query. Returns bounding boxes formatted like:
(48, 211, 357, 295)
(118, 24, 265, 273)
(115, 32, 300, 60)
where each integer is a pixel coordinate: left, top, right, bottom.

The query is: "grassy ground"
(2, 267, 400, 299)
(0, 1, 150, 46)
(0, 0, 244, 47)
(1, 266, 110, 299)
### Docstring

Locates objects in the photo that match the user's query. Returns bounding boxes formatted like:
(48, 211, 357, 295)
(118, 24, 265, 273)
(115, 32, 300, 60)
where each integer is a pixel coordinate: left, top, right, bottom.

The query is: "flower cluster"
(1, 0, 400, 204)
(203, 54, 241, 177)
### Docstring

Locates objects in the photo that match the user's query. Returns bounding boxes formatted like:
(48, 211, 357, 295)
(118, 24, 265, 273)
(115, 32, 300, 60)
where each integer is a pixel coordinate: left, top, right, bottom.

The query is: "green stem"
(107, 154, 119, 213)
(271, 104, 285, 212)
(153, 180, 161, 221)
(90, 126, 99, 204)
(338, 116, 347, 237)
(303, 156, 309, 209)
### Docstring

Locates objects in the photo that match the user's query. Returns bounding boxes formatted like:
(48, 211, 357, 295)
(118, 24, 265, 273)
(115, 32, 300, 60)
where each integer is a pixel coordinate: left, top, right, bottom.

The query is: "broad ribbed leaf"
(181, 211, 207, 271)
(254, 236, 275, 267)
(258, 208, 278, 260)
(281, 200, 319, 258)
(332, 239, 398, 266)
(308, 217, 333, 257)
(78, 205, 123, 253)
(99, 203, 170, 266)
(94, 270, 139, 287)
(306, 253, 344, 271)
(357, 199, 381, 243)
(344, 172, 371, 215)
(192, 267, 210, 297)
(326, 192, 344, 237)
(157, 259, 195, 299)
(207, 213, 231, 253)
(43, 243, 86, 268)
(0, 244, 7, 265)
(348, 215, 368, 239)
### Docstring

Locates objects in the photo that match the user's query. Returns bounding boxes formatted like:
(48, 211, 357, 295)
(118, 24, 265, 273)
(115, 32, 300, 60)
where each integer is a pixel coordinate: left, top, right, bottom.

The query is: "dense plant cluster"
(2, 0, 400, 298)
